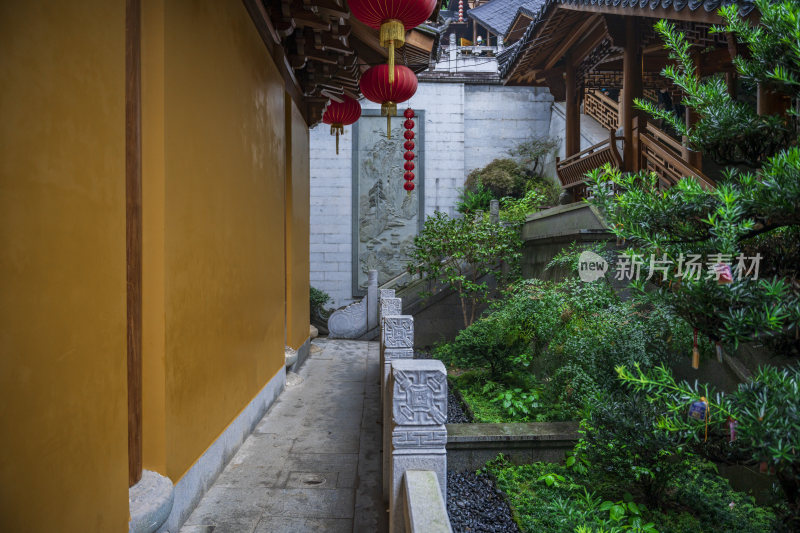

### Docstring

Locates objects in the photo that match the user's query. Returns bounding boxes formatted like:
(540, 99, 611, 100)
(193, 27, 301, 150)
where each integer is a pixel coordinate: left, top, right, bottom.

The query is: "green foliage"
(437, 278, 693, 418)
(456, 183, 494, 215)
(463, 137, 561, 206)
(408, 211, 522, 327)
(579, 394, 689, 506)
(635, 20, 793, 166)
(484, 454, 776, 533)
(617, 363, 800, 526)
(499, 188, 548, 224)
(310, 286, 331, 318)
(595, 0, 800, 352)
(465, 158, 530, 199)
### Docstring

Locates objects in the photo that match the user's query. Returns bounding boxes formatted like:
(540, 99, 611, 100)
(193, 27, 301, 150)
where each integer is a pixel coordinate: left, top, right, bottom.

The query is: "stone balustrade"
(379, 291, 452, 533)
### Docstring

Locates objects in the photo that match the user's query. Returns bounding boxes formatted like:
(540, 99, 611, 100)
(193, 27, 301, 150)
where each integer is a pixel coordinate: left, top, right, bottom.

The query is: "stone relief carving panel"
(352, 111, 424, 295)
(380, 298, 402, 321)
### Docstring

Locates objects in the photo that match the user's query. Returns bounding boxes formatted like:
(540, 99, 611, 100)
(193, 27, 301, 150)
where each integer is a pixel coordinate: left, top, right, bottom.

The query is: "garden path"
(180, 339, 386, 533)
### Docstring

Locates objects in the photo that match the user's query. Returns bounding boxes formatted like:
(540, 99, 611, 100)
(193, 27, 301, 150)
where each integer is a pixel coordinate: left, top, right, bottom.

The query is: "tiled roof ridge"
(498, 0, 756, 78)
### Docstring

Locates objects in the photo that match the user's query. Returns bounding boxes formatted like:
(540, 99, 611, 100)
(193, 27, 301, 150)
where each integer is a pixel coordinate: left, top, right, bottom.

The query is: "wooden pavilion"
(498, 0, 783, 200)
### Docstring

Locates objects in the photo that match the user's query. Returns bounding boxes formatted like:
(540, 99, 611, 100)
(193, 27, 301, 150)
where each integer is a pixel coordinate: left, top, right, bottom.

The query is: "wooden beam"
(243, 0, 310, 125)
(569, 19, 608, 66)
(349, 16, 388, 58)
(405, 29, 434, 53)
(544, 15, 600, 69)
(125, 0, 143, 489)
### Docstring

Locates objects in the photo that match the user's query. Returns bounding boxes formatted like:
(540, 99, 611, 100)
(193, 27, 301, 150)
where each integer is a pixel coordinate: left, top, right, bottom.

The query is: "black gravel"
(447, 389, 471, 423)
(447, 470, 521, 533)
(415, 350, 472, 423)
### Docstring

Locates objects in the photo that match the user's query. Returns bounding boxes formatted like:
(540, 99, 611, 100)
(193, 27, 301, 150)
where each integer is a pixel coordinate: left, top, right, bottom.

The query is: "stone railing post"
(379, 298, 402, 385)
(489, 199, 500, 224)
(367, 270, 379, 331)
(389, 359, 448, 533)
(379, 289, 397, 351)
(382, 315, 414, 500)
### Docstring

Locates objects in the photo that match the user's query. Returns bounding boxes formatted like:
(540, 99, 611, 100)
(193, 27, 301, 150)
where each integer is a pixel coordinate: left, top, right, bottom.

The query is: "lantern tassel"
(389, 41, 395, 84)
(330, 123, 344, 155)
(380, 20, 405, 85)
(387, 114, 391, 139)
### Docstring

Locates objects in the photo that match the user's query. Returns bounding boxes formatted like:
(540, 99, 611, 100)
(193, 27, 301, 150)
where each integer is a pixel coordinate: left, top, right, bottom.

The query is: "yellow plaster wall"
(285, 99, 311, 350)
(0, 1, 129, 531)
(160, 0, 288, 480)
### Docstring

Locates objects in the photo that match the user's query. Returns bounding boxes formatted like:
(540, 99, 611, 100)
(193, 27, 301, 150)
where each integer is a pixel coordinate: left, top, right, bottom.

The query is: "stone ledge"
(403, 470, 453, 533)
(129, 470, 173, 533)
(446, 422, 579, 444)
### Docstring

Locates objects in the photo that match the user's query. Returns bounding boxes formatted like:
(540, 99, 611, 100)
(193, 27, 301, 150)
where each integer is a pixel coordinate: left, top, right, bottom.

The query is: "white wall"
(310, 81, 554, 308)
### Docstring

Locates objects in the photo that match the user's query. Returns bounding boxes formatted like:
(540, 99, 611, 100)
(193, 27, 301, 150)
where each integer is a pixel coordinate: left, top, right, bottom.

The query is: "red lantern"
(404, 161, 415, 171)
(404, 130, 415, 140)
(404, 108, 416, 119)
(348, 0, 436, 83)
(322, 96, 361, 154)
(404, 140, 415, 150)
(359, 65, 417, 138)
(404, 181, 415, 191)
(404, 171, 415, 181)
(404, 151, 415, 161)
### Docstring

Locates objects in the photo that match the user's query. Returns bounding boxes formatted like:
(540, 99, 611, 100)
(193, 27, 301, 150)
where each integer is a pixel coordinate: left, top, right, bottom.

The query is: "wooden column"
(565, 53, 580, 157)
(621, 17, 642, 171)
(126, 0, 143, 487)
(683, 52, 702, 169)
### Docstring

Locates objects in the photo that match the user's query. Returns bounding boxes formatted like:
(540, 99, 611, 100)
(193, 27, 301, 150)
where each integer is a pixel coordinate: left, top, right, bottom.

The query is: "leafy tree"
(407, 211, 521, 327)
(588, 0, 800, 351)
(618, 363, 800, 527)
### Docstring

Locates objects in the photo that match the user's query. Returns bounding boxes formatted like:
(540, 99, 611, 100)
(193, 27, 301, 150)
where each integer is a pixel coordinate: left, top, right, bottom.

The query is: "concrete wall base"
(157, 365, 286, 532)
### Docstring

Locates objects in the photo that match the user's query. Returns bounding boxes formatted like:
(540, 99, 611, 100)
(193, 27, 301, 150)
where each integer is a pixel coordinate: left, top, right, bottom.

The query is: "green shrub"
(456, 183, 494, 215)
(465, 158, 529, 199)
(483, 454, 777, 533)
(310, 286, 331, 318)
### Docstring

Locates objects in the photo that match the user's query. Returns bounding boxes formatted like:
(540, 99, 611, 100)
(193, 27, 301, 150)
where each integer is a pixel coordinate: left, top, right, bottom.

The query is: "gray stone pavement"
(180, 339, 387, 533)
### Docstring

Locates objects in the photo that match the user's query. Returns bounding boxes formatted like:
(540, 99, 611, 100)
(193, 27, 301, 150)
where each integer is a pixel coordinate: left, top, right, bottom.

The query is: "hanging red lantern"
(404, 130, 415, 140)
(359, 65, 417, 138)
(404, 161, 415, 171)
(404, 108, 416, 119)
(348, 0, 436, 83)
(322, 96, 362, 155)
(404, 171, 415, 181)
(404, 181, 415, 191)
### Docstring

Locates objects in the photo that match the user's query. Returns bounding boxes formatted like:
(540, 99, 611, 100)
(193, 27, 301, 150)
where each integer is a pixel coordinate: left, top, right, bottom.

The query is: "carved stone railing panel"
(381, 314, 414, 500)
(388, 359, 448, 533)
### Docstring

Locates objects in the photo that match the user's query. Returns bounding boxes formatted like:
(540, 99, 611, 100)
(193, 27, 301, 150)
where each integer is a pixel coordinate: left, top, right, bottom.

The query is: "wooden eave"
(244, 0, 440, 127)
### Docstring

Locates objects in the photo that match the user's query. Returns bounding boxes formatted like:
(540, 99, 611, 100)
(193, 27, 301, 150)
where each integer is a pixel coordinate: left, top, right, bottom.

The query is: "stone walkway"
(180, 339, 386, 533)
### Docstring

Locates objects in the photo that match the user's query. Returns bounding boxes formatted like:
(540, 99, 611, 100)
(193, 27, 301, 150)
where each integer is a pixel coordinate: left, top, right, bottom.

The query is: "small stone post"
(489, 199, 500, 224)
(379, 297, 402, 407)
(367, 270, 378, 331)
(379, 289, 397, 344)
(389, 359, 448, 533)
(449, 32, 457, 69)
(382, 315, 414, 501)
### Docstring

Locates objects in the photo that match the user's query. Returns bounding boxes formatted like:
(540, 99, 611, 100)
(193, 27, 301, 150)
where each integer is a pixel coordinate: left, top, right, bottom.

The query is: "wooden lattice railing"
(556, 129, 623, 200)
(633, 117, 715, 190)
(556, 119, 714, 202)
(584, 90, 619, 132)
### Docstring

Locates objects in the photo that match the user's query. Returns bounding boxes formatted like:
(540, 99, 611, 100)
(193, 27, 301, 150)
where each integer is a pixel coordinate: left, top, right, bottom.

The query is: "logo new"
(578, 251, 608, 282)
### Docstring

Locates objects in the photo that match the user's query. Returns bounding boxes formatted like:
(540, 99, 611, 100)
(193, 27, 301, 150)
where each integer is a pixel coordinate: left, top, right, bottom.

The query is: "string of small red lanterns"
(403, 108, 416, 192)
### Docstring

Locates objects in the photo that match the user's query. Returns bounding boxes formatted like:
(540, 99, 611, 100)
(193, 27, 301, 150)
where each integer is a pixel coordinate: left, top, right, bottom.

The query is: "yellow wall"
(144, 0, 289, 480)
(0, 1, 129, 531)
(285, 99, 311, 350)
